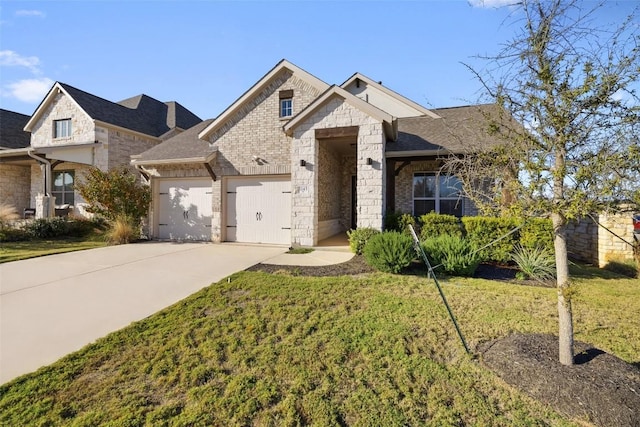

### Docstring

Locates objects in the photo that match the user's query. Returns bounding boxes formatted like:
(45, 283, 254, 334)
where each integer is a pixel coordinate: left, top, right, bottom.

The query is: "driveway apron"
(0, 242, 285, 384)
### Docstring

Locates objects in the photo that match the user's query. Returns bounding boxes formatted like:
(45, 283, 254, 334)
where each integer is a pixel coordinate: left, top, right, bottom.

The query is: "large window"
(54, 119, 72, 138)
(413, 172, 463, 217)
(52, 171, 75, 205)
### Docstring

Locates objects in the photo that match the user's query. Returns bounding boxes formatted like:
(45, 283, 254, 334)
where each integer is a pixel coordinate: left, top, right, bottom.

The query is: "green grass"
(0, 235, 108, 263)
(1, 270, 638, 426)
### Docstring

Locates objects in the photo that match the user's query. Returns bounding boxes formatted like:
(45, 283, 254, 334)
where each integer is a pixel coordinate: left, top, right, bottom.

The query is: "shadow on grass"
(569, 261, 638, 280)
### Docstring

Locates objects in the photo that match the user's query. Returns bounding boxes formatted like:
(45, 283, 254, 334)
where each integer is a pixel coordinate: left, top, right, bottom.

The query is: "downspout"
(27, 149, 53, 218)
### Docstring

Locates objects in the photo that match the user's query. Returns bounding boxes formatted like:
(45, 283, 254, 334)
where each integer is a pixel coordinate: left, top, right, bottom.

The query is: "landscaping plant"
(512, 245, 556, 282)
(421, 234, 481, 277)
(347, 227, 380, 255)
(363, 231, 414, 273)
(419, 212, 463, 240)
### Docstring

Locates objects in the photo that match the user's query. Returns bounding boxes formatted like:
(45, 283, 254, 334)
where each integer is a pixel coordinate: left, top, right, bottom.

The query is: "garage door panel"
(157, 179, 213, 241)
(226, 177, 290, 245)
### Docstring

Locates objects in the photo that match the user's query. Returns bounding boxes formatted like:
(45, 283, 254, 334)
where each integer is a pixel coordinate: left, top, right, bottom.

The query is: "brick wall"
(107, 129, 158, 170)
(0, 164, 31, 213)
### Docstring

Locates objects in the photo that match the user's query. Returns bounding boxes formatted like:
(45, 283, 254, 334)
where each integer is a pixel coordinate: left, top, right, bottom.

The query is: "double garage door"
(226, 177, 291, 245)
(157, 179, 213, 241)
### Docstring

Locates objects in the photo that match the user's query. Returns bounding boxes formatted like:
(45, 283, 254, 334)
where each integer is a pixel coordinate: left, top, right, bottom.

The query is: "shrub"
(384, 212, 418, 234)
(520, 218, 554, 252)
(512, 245, 556, 282)
(25, 217, 71, 239)
(347, 227, 380, 255)
(105, 215, 140, 245)
(0, 203, 19, 225)
(462, 216, 520, 263)
(419, 212, 463, 240)
(421, 235, 480, 277)
(363, 231, 415, 273)
(0, 227, 29, 242)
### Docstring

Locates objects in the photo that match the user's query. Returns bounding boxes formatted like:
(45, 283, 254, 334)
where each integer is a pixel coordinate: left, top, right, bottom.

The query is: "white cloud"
(15, 10, 45, 18)
(468, 0, 518, 8)
(5, 78, 54, 102)
(0, 50, 41, 74)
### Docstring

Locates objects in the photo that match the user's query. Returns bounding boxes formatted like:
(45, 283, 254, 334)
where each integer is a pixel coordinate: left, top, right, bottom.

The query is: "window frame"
(279, 98, 293, 118)
(52, 170, 75, 206)
(53, 119, 72, 139)
(412, 171, 464, 217)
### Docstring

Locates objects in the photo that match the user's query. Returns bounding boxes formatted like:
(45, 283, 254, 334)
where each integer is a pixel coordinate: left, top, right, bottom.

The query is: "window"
(280, 98, 293, 117)
(413, 172, 463, 217)
(54, 119, 72, 138)
(279, 89, 294, 118)
(52, 171, 75, 205)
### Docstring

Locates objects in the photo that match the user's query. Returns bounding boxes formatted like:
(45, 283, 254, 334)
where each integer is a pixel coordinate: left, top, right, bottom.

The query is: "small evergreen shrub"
(363, 231, 415, 273)
(421, 235, 480, 277)
(25, 217, 71, 239)
(520, 218, 554, 252)
(347, 227, 380, 255)
(0, 227, 29, 242)
(512, 245, 556, 282)
(419, 212, 463, 240)
(384, 212, 417, 234)
(462, 216, 520, 263)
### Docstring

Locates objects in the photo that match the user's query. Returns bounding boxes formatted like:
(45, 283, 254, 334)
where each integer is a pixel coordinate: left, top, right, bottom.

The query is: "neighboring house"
(0, 109, 32, 214)
(0, 83, 201, 218)
(133, 59, 499, 245)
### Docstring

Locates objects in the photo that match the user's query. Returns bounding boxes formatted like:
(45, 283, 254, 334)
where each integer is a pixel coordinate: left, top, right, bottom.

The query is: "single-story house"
(0, 83, 201, 218)
(132, 59, 500, 246)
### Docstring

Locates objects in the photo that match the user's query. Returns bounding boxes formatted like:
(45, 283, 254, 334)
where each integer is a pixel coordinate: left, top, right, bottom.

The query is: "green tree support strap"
(408, 225, 470, 355)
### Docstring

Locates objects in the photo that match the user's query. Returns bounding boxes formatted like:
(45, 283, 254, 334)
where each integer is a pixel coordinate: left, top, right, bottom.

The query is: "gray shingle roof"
(389, 104, 504, 154)
(0, 109, 31, 149)
(59, 83, 201, 138)
(134, 119, 215, 162)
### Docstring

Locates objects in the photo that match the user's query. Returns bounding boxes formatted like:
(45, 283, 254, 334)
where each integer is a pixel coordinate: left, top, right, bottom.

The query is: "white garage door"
(157, 179, 213, 241)
(226, 177, 291, 245)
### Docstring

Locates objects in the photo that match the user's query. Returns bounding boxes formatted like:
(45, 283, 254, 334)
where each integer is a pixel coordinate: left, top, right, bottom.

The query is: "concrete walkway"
(0, 242, 285, 384)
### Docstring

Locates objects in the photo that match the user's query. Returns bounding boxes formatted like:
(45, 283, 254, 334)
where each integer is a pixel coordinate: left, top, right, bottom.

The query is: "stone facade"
(566, 213, 637, 267)
(30, 91, 95, 148)
(291, 97, 386, 246)
(0, 164, 30, 214)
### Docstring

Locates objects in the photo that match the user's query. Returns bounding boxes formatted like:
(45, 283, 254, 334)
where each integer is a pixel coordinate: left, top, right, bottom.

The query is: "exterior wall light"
(300, 159, 306, 167)
(366, 157, 373, 165)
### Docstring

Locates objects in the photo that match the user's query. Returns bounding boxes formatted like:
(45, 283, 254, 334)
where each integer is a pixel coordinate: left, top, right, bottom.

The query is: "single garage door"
(157, 178, 213, 241)
(226, 177, 291, 245)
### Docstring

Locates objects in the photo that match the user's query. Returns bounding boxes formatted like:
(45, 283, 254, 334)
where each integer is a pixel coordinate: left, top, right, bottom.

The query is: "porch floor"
(315, 232, 350, 252)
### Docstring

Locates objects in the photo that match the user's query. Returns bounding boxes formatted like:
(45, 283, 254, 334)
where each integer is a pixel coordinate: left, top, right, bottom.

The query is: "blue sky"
(0, 0, 636, 120)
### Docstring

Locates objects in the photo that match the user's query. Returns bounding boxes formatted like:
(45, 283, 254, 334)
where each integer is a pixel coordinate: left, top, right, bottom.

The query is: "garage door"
(226, 177, 291, 245)
(157, 179, 213, 241)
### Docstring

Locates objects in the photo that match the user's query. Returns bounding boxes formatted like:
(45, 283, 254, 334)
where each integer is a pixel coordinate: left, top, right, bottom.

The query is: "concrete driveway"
(0, 242, 285, 384)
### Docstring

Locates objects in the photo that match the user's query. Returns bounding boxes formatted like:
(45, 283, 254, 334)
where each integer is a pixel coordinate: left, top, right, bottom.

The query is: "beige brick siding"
(30, 91, 95, 148)
(0, 164, 31, 213)
(107, 128, 158, 170)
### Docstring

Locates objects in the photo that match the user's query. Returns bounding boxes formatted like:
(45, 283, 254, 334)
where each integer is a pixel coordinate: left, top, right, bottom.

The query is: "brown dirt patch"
(245, 254, 375, 276)
(479, 333, 640, 427)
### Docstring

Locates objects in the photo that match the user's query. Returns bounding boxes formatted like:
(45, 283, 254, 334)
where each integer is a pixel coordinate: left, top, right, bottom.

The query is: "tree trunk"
(552, 212, 574, 365)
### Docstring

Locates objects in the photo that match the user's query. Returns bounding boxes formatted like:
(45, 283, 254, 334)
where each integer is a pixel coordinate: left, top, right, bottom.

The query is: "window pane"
(53, 173, 65, 191)
(52, 191, 62, 205)
(414, 199, 435, 216)
(280, 99, 292, 117)
(439, 175, 462, 198)
(63, 172, 74, 192)
(440, 199, 463, 218)
(413, 173, 436, 198)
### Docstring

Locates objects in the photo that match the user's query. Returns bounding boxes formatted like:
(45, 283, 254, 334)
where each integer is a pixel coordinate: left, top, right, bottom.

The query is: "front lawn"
(1, 270, 638, 426)
(0, 235, 108, 263)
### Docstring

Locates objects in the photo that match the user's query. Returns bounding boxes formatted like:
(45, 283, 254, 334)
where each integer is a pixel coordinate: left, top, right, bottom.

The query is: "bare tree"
(452, 0, 640, 365)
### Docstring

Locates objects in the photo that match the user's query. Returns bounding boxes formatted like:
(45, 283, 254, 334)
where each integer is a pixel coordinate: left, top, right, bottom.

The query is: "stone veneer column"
(356, 124, 385, 230)
(291, 122, 317, 247)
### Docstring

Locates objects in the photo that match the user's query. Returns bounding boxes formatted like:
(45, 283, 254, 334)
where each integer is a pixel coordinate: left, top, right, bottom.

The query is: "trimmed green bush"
(462, 216, 520, 263)
(347, 227, 380, 255)
(512, 245, 556, 281)
(0, 227, 29, 242)
(421, 235, 480, 277)
(384, 212, 417, 234)
(520, 217, 554, 253)
(363, 231, 415, 273)
(419, 212, 463, 240)
(23, 217, 99, 240)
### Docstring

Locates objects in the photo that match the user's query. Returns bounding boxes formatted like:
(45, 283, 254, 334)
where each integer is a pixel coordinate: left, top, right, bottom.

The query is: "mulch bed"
(247, 255, 640, 426)
(479, 334, 640, 427)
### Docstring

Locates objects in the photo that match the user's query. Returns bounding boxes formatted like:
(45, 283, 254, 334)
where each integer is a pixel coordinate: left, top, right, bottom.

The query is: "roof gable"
(341, 73, 440, 119)
(24, 82, 201, 138)
(0, 109, 31, 149)
(199, 59, 329, 140)
(283, 85, 396, 140)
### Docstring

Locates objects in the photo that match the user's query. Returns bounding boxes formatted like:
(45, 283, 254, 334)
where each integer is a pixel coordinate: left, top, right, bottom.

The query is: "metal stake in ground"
(408, 224, 471, 355)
